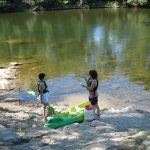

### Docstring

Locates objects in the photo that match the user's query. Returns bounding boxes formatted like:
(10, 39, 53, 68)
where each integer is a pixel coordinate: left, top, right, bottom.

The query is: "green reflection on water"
(0, 9, 150, 90)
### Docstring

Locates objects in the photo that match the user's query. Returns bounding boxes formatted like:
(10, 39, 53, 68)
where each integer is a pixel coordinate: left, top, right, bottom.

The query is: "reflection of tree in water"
(120, 38, 150, 90)
(119, 10, 150, 90)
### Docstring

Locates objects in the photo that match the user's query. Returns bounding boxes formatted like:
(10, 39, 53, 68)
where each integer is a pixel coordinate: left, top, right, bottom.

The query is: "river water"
(0, 9, 150, 99)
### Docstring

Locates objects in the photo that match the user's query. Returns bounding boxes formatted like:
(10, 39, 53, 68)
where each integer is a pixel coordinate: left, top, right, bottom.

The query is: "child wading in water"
(81, 70, 100, 119)
(38, 73, 49, 121)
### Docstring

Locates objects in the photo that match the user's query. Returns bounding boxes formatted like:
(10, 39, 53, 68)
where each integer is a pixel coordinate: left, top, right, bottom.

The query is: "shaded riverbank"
(0, 0, 150, 13)
(0, 92, 150, 149)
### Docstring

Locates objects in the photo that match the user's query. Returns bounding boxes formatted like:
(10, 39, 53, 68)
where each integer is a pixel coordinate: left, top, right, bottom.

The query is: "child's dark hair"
(89, 70, 98, 79)
(39, 73, 46, 80)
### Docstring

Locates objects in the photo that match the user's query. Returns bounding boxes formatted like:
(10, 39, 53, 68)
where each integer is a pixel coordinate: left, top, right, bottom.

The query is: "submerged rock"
(9, 62, 22, 66)
(0, 63, 20, 92)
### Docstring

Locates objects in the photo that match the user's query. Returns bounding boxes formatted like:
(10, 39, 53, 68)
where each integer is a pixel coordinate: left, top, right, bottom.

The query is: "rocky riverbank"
(0, 97, 150, 150)
(0, 63, 150, 149)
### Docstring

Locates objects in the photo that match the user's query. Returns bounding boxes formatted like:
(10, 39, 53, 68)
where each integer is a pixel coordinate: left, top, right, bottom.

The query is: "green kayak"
(44, 102, 90, 129)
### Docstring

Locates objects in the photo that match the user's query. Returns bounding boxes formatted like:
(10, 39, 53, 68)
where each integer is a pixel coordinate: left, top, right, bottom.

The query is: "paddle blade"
(27, 91, 36, 96)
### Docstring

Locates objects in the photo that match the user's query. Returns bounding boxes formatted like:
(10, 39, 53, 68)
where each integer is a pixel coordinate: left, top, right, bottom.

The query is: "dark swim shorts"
(89, 97, 98, 105)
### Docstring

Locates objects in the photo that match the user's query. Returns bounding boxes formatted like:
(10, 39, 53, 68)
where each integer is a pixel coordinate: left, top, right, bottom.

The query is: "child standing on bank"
(38, 73, 49, 121)
(81, 70, 100, 119)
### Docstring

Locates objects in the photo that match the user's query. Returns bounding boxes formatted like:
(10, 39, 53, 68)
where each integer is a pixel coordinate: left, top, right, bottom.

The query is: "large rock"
(0, 128, 18, 142)
(0, 128, 23, 145)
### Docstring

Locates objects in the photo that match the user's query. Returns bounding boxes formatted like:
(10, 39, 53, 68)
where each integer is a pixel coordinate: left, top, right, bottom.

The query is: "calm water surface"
(0, 8, 150, 92)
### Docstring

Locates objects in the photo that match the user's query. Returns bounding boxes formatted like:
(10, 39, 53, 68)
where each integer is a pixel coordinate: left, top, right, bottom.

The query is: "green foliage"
(106, 1, 119, 7)
(127, 0, 148, 6)
(33, 0, 45, 4)
(0, 0, 7, 7)
(0, 0, 149, 10)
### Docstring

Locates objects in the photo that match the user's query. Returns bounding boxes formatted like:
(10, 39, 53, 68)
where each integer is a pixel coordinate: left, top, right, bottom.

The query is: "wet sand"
(1, 75, 150, 112)
(50, 75, 150, 112)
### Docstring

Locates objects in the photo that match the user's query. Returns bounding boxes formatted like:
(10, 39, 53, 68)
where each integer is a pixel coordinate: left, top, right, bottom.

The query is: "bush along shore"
(0, 0, 150, 13)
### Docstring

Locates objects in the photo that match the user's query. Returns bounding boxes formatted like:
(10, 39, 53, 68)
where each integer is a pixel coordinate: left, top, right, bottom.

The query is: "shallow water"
(0, 8, 150, 92)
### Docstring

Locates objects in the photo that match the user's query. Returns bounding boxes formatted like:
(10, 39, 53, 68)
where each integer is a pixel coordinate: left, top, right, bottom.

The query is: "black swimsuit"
(87, 78, 98, 96)
(89, 97, 98, 105)
(87, 78, 99, 105)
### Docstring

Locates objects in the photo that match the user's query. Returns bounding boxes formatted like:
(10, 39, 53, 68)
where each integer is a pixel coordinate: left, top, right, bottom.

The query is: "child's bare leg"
(42, 105, 45, 117)
(96, 104, 100, 115)
(45, 107, 49, 120)
(93, 104, 100, 115)
(42, 105, 48, 121)
(44, 104, 50, 121)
